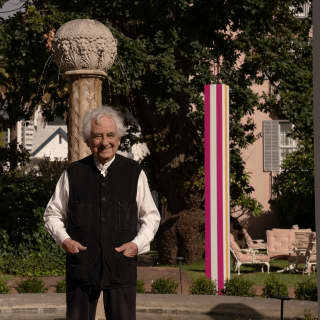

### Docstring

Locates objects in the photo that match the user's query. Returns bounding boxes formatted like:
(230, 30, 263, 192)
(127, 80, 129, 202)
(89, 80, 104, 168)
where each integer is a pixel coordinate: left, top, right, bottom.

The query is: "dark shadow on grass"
(186, 268, 205, 273)
(270, 266, 282, 272)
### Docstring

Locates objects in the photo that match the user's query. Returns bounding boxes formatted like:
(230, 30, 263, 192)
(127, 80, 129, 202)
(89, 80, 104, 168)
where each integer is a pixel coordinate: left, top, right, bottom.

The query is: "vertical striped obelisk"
(204, 84, 230, 293)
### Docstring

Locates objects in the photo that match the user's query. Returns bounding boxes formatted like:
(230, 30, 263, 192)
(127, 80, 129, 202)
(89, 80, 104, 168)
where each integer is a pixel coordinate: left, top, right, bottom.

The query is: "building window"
(294, 3, 310, 18)
(59, 134, 62, 144)
(279, 122, 297, 165)
(263, 120, 297, 172)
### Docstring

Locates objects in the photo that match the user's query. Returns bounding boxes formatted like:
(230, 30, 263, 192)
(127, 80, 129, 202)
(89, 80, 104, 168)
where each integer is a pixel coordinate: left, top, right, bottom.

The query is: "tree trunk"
(9, 122, 18, 171)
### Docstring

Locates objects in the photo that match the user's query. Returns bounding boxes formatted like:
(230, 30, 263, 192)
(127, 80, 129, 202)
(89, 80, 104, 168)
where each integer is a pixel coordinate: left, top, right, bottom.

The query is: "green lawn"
(180, 259, 318, 287)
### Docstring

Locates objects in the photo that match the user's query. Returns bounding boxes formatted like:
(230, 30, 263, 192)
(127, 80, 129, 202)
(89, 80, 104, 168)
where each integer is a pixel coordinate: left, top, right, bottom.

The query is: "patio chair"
(230, 234, 270, 275)
(291, 231, 317, 275)
(242, 228, 267, 250)
(305, 232, 317, 275)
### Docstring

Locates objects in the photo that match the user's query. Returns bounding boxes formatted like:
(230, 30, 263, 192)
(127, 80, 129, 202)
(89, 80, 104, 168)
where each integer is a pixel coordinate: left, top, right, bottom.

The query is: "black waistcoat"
(66, 154, 141, 289)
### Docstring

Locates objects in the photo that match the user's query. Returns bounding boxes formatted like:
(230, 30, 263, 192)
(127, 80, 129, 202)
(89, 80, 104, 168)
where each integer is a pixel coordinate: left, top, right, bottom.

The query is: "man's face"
(88, 116, 120, 164)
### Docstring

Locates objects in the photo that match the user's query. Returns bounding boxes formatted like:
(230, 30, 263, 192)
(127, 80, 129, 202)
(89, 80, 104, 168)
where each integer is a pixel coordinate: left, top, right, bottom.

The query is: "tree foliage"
(235, 0, 314, 228)
(234, 0, 313, 145)
(0, 2, 70, 169)
(0, 0, 264, 212)
(0, 0, 312, 263)
(0, 141, 29, 173)
(270, 146, 314, 229)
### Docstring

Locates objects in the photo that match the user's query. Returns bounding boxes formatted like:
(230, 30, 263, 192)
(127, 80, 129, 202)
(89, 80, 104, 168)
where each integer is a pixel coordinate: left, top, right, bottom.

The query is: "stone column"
(65, 70, 106, 162)
(52, 19, 117, 162)
(52, 19, 118, 320)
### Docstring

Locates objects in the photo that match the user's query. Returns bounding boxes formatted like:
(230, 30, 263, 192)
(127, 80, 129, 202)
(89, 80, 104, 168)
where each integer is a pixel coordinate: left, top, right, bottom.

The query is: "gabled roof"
(31, 127, 67, 157)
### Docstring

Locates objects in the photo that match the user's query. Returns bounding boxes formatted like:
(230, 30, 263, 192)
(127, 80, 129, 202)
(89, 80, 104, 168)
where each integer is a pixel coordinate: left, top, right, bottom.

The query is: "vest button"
(101, 182, 106, 187)
(101, 196, 106, 201)
(101, 217, 107, 222)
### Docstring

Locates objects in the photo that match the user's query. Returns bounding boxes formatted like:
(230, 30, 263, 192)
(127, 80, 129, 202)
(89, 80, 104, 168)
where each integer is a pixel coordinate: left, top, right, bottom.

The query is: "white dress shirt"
(44, 156, 161, 254)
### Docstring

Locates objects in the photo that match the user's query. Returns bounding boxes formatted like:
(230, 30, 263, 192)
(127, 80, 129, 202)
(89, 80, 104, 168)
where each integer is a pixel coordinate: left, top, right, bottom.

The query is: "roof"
(31, 127, 67, 158)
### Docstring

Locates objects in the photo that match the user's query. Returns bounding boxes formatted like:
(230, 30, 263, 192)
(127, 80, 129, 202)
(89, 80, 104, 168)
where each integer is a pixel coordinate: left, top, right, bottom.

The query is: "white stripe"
(224, 86, 230, 277)
(221, 85, 227, 275)
(224, 86, 230, 276)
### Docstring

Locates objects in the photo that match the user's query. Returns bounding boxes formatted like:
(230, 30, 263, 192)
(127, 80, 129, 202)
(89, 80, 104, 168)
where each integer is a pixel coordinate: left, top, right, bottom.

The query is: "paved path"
(0, 293, 317, 319)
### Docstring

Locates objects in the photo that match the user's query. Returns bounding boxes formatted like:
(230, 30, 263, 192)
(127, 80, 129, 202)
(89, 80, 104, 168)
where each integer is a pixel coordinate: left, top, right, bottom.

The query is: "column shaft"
(68, 75, 103, 162)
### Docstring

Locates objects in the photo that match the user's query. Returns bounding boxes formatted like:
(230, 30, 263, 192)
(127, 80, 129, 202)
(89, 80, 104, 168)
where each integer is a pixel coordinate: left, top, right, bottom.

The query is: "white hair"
(81, 106, 127, 141)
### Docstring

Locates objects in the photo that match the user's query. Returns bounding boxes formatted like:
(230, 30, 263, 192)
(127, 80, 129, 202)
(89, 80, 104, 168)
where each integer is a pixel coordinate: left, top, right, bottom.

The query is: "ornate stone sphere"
(52, 19, 117, 73)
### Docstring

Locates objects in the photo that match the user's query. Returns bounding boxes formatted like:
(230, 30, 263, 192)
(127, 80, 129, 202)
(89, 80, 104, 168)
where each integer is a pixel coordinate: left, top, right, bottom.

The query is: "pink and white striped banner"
(204, 84, 230, 293)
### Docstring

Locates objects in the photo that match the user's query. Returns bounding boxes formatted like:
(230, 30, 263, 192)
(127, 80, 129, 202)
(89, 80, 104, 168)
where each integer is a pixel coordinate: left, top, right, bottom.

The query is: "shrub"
(1, 250, 65, 277)
(262, 275, 288, 298)
(0, 207, 66, 277)
(136, 280, 145, 293)
(0, 170, 67, 277)
(151, 278, 178, 294)
(222, 276, 255, 297)
(56, 279, 66, 293)
(0, 279, 9, 294)
(16, 277, 47, 293)
(0, 174, 56, 245)
(190, 276, 217, 295)
(295, 278, 317, 301)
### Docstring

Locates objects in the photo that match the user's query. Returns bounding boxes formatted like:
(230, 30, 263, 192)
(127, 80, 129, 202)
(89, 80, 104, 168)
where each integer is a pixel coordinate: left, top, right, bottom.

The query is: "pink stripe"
(216, 84, 224, 292)
(204, 84, 211, 279)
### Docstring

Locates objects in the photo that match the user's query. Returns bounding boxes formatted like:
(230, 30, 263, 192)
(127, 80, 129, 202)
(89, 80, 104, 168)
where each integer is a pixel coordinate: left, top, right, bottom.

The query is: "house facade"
(242, 97, 298, 238)
(238, 4, 310, 238)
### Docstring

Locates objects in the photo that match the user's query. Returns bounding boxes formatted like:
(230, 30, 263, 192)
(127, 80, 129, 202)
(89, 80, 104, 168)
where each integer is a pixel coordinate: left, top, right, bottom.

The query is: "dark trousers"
(66, 286, 136, 320)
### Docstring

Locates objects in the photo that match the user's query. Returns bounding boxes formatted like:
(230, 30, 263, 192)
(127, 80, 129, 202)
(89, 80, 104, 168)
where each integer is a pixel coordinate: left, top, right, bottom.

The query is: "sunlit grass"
(180, 261, 206, 281)
(178, 259, 317, 287)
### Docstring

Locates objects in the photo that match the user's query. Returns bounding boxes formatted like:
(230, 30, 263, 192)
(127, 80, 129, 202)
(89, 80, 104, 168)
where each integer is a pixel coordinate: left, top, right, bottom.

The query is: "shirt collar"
(94, 155, 116, 177)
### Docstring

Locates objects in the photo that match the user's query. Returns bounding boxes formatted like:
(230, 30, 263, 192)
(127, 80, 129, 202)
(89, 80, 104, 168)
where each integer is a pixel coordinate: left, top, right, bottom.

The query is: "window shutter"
(263, 120, 280, 172)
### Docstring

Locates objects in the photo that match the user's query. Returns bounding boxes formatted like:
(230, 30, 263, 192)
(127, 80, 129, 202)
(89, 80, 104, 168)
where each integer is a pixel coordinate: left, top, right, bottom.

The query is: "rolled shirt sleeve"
(132, 170, 161, 254)
(43, 171, 70, 246)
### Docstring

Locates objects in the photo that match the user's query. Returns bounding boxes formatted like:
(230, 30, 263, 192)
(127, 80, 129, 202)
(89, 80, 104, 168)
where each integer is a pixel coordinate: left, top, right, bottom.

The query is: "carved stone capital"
(52, 19, 117, 73)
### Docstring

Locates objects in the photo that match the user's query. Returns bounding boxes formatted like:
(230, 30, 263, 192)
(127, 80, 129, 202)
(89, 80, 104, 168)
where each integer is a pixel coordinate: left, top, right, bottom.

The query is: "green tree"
(270, 146, 314, 229)
(0, 0, 311, 263)
(233, 0, 313, 229)
(0, 3, 69, 170)
(0, 142, 30, 174)
(0, 0, 261, 210)
(234, 0, 312, 144)
(224, 0, 313, 232)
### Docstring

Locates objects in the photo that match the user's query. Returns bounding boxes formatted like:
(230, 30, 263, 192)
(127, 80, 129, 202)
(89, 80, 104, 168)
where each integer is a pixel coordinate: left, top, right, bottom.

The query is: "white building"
(2, 107, 149, 163)
(31, 125, 68, 160)
(2, 107, 68, 160)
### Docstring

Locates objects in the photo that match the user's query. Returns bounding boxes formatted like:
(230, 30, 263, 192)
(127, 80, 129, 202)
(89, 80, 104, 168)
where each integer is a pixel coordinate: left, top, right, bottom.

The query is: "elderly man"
(44, 106, 160, 320)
